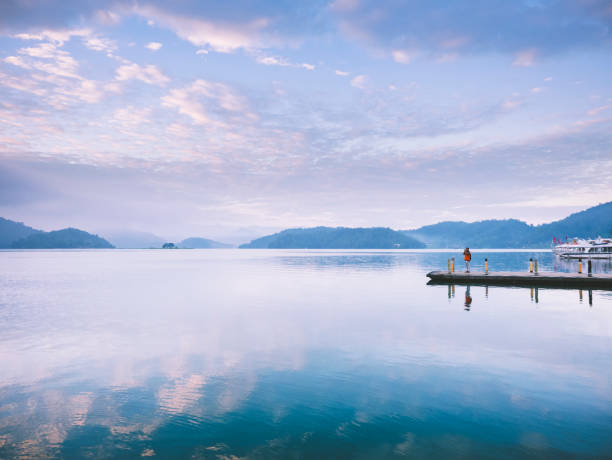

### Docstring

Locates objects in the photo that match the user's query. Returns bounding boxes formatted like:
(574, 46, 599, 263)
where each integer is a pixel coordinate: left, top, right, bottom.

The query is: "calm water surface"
(0, 250, 611, 459)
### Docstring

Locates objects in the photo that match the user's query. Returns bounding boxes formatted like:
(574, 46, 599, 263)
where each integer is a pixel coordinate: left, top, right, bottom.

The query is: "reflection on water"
(443, 284, 597, 307)
(464, 286, 472, 311)
(1, 249, 612, 458)
(553, 255, 612, 274)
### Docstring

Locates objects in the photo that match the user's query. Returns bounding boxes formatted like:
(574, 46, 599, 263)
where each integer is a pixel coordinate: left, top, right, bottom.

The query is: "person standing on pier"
(463, 247, 471, 273)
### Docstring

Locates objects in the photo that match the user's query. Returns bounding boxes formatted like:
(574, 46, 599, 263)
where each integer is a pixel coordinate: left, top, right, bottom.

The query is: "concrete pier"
(427, 270, 612, 290)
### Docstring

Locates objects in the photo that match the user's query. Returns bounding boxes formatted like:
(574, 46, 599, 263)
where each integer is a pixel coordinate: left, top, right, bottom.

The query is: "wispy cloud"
(115, 63, 170, 86)
(331, 1, 611, 63)
(350, 75, 368, 89)
(255, 54, 315, 70)
(133, 4, 270, 53)
(392, 49, 419, 64)
(513, 49, 538, 67)
(161, 79, 255, 127)
(587, 105, 611, 116)
(146, 42, 163, 51)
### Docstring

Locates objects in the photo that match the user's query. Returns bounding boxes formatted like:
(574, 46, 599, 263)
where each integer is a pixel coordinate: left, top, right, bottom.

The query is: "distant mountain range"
(239, 227, 426, 249)
(0, 218, 232, 249)
(178, 237, 232, 249)
(102, 230, 166, 249)
(102, 230, 232, 248)
(402, 201, 612, 248)
(2, 201, 610, 249)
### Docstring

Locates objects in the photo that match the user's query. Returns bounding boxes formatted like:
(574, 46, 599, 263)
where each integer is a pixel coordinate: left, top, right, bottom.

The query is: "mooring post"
(447, 258, 451, 274)
(579, 289, 583, 302)
(451, 257, 455, 273)
(529, 258, 533, 273)
(485, 258, 488, 275)
(588, 259, 592, 277)
(578, 259, 582, 274)
(530, 287, 534, 301)
(588, 289, 593, 306)
(534, 259, 538, 275)
(535, 287, 539, 303)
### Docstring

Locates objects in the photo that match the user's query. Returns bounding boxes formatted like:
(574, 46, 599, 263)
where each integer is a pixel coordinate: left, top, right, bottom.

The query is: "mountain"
(11, 228, 114, 249)
(102, 230, 166, 249)
(179, 237, 233, 248)
(404, 219, 536, 248)
(403, 201, 612, 248)
(0, 217, 42, 248)
(533, 201, 612, 241)
(240, 227, 426, 249)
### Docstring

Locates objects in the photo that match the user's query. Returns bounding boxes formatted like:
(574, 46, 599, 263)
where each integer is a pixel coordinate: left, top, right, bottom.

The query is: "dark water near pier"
(1, 249, 611, 458)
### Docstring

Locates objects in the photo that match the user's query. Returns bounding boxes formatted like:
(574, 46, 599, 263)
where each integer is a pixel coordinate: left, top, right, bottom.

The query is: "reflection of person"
(464, 286, 472, 311)
(463, 247, 471, 272)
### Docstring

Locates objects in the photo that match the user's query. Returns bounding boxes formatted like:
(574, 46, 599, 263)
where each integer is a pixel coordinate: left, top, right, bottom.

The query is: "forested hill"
(0, 217, 42, 248)
(403, 201, 612, 248)
(240, 227, 426, 249)
(11, 228, 114, 249)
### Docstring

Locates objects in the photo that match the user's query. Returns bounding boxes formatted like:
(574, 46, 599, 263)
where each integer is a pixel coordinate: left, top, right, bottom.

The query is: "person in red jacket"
(463, 247, 471, 273)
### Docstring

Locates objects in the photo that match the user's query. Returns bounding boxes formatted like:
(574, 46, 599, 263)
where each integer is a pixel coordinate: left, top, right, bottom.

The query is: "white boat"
(552, 237, 612, 259)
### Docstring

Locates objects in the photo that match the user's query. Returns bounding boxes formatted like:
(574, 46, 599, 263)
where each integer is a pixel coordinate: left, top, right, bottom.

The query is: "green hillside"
(240, 227, 426, 249)
(0, 217, 42, 248)
(11, 228, 114, 249)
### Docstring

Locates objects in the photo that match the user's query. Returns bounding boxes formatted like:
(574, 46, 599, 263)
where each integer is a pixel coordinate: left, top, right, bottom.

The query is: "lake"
(1, 249, 611, 458)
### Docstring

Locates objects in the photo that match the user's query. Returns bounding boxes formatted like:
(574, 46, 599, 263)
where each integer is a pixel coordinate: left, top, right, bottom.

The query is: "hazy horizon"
(2, 199, 609, 246)
(1, 1, 611, 239)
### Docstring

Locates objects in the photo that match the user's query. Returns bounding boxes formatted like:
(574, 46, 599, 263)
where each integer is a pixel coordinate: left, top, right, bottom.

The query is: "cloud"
(115, 63, 170, 86)
(12, 27, 117, 56)
(113, 107, 152, 127)
(392, 49, 419, 64)
(513, 49, 538, 67)
(350, 75, 367, 89)
(5, 43, 81, 79)
(84, 36, 116, 53)
(146, 42, 163, 51)
(65, 80, 104, 103)
(335, 70, 349, 76)
(331, 0, 612, 62)
(587, 105, 611, 116)
(13, 28, 91, 46)
(330, 0, 360, 13)
(1, 39, 112, 106)
(502, 99, 523, 110)
(161, 79, 254, 126)
(255, 55, 315, 70)
(133, 4, 270, 53)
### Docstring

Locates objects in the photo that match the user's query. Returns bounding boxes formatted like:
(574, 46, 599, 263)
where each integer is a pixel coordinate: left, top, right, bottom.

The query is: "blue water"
(1, 249, 611, 458)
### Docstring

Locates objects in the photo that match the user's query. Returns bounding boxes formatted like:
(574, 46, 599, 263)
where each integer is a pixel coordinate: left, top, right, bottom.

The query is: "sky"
(0, 0, 611, 242)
